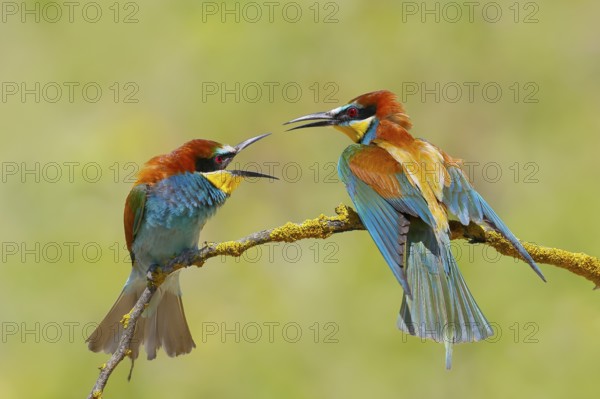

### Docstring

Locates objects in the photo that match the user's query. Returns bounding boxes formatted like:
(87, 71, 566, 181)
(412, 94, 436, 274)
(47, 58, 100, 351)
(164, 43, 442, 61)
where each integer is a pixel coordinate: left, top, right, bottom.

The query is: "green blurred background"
(1, 1, 599, 398)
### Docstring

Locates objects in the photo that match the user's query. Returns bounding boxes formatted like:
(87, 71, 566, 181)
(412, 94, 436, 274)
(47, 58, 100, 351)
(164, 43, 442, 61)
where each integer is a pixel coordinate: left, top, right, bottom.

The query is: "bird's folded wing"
(338, 144, 439, 296)
(124, 184, 148, 255)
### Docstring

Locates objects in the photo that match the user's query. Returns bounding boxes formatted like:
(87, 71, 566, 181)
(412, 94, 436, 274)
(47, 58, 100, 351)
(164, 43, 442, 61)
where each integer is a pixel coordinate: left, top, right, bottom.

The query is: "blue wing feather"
(443, 166, 483, 225)
(387, 172, 438, 229)
(339, 149, 412, 296)
(339, 145, 497, 368)
(443, 166, 544, 281)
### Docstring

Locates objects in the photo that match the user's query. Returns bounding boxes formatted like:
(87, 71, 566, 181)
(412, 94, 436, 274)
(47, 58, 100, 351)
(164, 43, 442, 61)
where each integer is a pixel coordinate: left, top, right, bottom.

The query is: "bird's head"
(139, 133, 276, 194)
(284, 90, 411, 143)
(182, 133, 270, 173)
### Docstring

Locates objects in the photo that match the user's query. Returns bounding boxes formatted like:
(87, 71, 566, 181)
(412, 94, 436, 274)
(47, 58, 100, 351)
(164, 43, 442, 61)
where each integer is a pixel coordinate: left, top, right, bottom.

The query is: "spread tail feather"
(141, 274, 196, 359)
(397, 219, 493, 369)
(86, 276, 145, 355)
(87, 271, 195, 359)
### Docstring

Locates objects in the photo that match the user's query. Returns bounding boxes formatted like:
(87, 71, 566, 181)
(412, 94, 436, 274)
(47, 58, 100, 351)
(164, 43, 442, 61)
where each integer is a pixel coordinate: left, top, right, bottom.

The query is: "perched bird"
(285, 90, 544, 368)
(87, 133, 274, 360)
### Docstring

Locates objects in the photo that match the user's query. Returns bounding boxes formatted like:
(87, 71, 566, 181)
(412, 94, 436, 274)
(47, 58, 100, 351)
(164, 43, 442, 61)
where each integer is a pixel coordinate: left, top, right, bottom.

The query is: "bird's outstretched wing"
(442, 162, 545, 281)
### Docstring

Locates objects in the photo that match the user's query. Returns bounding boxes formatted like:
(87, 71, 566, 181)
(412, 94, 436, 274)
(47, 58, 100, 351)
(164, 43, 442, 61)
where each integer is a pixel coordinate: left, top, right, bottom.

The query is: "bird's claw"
(468, 237, 486, 244)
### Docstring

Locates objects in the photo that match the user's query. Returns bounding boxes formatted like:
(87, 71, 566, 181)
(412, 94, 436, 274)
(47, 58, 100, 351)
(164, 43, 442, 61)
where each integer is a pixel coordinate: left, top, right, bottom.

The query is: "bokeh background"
(1, 1, 599, 398)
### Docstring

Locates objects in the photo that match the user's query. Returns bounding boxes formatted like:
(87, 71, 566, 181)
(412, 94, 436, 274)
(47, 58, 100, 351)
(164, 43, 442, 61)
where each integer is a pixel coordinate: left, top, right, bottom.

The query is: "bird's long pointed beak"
(283, 112, 337, 131)
(229, 170, 278, 180)
(227, 133, 277, 180)
(234, 133, 271, 153)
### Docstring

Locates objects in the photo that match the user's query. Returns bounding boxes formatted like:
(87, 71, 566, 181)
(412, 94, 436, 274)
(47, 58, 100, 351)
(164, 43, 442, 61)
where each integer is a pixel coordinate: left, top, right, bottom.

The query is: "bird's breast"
(132, 172, 227, 266)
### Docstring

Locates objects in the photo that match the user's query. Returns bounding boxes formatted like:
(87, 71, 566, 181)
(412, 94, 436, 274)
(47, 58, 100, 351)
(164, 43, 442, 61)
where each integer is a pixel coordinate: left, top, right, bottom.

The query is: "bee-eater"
(285, 90, 544, 368)
(87, 133, 274, 360)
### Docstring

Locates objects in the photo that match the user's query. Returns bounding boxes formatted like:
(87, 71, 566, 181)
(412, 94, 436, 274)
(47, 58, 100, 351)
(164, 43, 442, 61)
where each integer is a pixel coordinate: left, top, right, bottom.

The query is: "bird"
(285, 90, 545, 368)
(87, 133, 274, 360)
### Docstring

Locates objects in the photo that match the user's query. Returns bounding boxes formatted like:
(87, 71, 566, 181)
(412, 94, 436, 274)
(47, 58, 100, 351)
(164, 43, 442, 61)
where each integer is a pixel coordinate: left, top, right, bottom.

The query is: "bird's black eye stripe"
(195, 157, 216, 172)
(359, 104, 376, 119)
(342, 104, 376, 121)
(196, 152, 236, 172)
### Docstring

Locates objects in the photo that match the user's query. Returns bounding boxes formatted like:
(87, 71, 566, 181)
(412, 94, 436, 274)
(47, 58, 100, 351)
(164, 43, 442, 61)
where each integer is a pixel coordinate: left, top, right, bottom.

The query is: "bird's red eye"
(215, 155, 224, 164)
(346, 106, 359, 118)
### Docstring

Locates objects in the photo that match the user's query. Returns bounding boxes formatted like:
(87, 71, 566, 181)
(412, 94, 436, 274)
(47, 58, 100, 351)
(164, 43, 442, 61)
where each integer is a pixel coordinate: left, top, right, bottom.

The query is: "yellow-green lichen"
(480, 230, 600, 287)
(333, 204, 357, 222)
(269, 204, 362, 242)
(120, 311, 132, 329)
(214, 241, 246, 257)
(447, 218, 600, 286)
(270, 218, 330, 242)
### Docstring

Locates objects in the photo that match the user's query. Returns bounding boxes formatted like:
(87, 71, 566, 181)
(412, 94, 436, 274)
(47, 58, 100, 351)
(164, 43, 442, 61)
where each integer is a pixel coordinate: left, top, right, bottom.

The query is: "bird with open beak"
(285, 90, 544, 368)
(87, 133, 275, 360)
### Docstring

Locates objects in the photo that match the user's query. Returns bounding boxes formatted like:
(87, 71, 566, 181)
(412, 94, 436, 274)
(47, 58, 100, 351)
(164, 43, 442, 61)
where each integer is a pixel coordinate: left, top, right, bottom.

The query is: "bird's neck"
(385, 112, 412, 130)
(363, 118, 380, 145)
(367, 118, 415, 148)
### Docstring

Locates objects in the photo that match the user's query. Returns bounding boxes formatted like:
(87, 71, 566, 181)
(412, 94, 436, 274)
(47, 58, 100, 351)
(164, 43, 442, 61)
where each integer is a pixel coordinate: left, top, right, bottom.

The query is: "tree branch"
(87, 204, 600, 398)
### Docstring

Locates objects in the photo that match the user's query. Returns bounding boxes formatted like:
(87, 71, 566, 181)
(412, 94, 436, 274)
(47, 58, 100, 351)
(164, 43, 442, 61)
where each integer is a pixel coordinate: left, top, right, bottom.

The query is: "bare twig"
(88, 286, 155, 399)
(87, 204, 600, 398)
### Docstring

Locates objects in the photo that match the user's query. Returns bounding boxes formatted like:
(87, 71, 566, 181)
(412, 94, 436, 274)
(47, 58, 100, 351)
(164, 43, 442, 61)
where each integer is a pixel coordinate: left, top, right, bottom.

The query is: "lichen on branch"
(87, 204, 600, 398)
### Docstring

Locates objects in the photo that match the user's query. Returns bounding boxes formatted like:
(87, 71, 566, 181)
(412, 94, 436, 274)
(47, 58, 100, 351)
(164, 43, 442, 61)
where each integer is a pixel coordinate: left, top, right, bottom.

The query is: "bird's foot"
(201, 241, 216, 250)
(146, 263, 167, 287)
(173, 248, 199, 266)
(468, 237, 486, 244)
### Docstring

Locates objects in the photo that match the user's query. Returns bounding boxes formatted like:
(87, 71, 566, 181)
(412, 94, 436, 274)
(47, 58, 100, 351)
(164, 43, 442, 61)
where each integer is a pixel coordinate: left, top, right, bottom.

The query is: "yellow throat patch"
(334, 117, 374, 142)
(203, 171, 243, 195)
